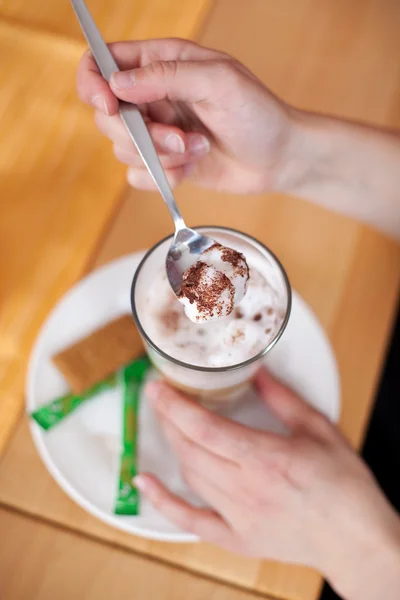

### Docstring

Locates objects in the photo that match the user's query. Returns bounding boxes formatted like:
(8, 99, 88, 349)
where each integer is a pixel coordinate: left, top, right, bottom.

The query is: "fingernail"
(127, 168, 136, 186)
(133, 475, 147, 491)
(111, 70, 135, 90)
(188, 134, 210, 157)
(92, 94, 109, 115)
(164, 133, 185, 154)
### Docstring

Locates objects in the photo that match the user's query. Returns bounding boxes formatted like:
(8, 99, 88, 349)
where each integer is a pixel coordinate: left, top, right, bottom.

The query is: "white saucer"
(27, 252, 340, 542)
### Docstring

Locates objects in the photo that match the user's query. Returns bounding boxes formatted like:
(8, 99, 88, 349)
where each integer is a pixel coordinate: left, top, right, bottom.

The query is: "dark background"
(321, 303, 400, 599)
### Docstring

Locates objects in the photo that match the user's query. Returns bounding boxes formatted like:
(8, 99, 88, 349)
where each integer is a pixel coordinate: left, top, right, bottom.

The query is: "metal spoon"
(71, 0, 216, 294)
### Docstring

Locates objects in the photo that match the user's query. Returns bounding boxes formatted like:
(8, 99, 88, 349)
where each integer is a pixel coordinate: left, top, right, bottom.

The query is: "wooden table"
(1, 1, 399, 599)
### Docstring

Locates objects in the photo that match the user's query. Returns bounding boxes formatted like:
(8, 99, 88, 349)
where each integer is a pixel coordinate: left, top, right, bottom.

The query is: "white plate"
(27, 252, 340, 542)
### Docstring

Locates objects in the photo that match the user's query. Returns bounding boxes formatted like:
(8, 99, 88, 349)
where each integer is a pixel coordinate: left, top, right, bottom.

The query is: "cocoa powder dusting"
(178, 261, 234, 318)
(221, 247, 248, 278)
(159, 308, 181, 332)
(253, 313, 262, 322)
(203, 243, 249, 279)
(231, 329, 245, 343)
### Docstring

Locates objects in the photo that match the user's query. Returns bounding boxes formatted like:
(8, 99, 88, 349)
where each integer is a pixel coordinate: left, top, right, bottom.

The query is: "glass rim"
(131, 226, 292, 373)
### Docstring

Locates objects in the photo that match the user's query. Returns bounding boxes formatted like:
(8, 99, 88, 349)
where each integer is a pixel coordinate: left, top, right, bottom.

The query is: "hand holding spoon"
(71, 0, 216, 294)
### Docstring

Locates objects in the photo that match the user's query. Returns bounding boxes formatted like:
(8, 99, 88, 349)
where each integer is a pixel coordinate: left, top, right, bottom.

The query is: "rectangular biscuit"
(52, 315, 144, 393)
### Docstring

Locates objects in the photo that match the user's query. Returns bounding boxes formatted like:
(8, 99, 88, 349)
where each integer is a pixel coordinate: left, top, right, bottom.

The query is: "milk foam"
(141, 255, 285, 368)
(179, 264, 234, 321)
(200, 244, 248, 305)
(177, 244, 249, 323)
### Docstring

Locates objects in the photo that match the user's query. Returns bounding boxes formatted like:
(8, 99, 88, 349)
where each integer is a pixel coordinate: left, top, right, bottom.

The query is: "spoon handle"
(70, 0, 185, 232)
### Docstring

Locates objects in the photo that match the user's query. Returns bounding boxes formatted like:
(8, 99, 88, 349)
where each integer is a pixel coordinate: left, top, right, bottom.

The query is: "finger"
(126, 164, 191, 190)
(95, 112, 134, 151)
(254, 370, 336, 439)
(134, 474, 231, 544)
(161, 418, 239, 486)
(95, 111, 210, 159)
(95, 111, 139, 151)
(147, 99, 180, 126)
(114, 145, 192, 169)
(109, 58, 240, 106)
(162, 419, 242, 520)
(114, 136, 209, 169)
(77, 50, 119, 116)
(181, 467, 238, 523)
(146, 381, 282, 463)
(95, 111, 181, 153)
(77, 39, 227, 114)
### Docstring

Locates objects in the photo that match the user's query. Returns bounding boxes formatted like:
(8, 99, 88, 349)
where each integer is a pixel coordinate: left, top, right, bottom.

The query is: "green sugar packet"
(31, 374, 118, 431)
(114, 356, 150, 516)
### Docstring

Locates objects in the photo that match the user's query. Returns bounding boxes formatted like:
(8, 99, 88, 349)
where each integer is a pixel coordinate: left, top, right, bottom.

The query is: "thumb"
(253, 369, 330, 435)
(109, 59, 230, 105)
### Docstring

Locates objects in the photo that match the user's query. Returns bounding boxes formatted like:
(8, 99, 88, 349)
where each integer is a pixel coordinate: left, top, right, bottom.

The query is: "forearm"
(277, 110, 400, 239)
(330, 536, 400, 600)
(326, 503, 400, 600)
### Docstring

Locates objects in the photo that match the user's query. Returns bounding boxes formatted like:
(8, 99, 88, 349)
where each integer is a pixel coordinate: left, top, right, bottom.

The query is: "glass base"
(162, 374, 251, 410)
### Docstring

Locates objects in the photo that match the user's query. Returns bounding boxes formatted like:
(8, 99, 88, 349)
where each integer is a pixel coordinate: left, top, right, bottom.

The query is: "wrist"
(326, 516, 400, 600)
(271, 107, 311, 195)
(274, 107, 343, 197)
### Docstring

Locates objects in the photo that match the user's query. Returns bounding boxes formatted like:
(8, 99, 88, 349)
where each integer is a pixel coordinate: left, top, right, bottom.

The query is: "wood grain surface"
(0, 507, 267, 600)
(0, 417, 319, 598)
(1, 1, 399, 600)
(0, 0, 212, 42)
(0, 0, 211, 455)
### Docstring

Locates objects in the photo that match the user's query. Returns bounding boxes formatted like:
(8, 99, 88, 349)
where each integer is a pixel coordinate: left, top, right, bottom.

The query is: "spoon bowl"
(166, 228, 216, 295)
